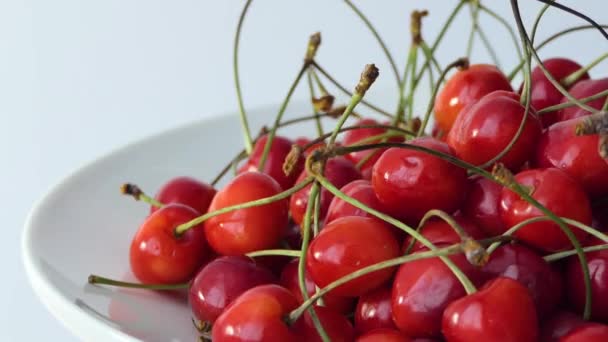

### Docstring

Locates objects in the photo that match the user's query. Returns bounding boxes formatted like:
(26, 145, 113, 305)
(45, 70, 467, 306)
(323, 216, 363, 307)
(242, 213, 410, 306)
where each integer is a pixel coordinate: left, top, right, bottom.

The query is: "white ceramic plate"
(22, 92, 423, 341)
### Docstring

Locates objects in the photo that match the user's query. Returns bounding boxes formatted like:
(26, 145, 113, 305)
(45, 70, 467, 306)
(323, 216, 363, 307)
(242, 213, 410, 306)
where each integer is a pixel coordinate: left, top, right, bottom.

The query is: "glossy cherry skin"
(434, 64, 513, 133)
(540, 311, 586, 342)
(356, 329, 413, 342)
(566, 247, 608, 322)
(442, 277, 539, 342)
(130, 204, 209, 284)
(462, 176, 506, 236)
(290, 157, 361, 226)
(525, 58, 589, 127)
(403, 216, 486, 253)
(482, 244, 563, 316)
(204, 172, 289, 256)
(500, 168, 592, 252)
(325, 180, 387, 225)
(189, 256, 276, 323)
(239, 134, 304, 191)
(447, 90, 542, 171)
(535, 117, 608, 198)
(372, 137, 469, 225)
(211, 284, 299, 341)
(560, 323, 608, 342)
(291, 305, 355, 342)
(355, 286, 396, 334)
(279, 259, 355, 314)
(392, 254, 486, 338)
(558, 78, 608, 121)
(306, 216, 400, 297)
(151, 176, 216, 215)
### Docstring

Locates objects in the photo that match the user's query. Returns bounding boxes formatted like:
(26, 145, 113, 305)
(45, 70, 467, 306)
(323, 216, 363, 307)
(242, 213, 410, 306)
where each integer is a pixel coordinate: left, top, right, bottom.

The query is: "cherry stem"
(211, 150, 247, 186)
(419, 41, 439, 96)
(396, 43, 417, 122)
(545, 244, 608, 262)
(233, 0, 254, 154)
(88, 275, 189, 290)
(465, 0, 480, 60)
(174, 177, 313, 236)
(563, 52, 608, 87)
(576, 111, 608, 136)
(534, 0, 608, 40)
(246, 249, 301, 258)
(307, 69, 325, 137)
(120, 183, 164, 208)
(478, 4, 523, 78)
(538, 89, 608, 114)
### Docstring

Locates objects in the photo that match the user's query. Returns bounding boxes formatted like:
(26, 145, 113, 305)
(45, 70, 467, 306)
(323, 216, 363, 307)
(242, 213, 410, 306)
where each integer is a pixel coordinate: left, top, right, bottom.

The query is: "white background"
(2, 0, 607, 340)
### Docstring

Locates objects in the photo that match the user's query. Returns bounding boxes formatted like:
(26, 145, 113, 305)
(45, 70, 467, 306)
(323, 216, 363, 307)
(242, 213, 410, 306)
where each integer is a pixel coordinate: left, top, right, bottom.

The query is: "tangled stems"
(478, 4, 523, 73)
(88, 275, 189, 290)
(233, 0, 254, 154)
(534, 0, 608, 40)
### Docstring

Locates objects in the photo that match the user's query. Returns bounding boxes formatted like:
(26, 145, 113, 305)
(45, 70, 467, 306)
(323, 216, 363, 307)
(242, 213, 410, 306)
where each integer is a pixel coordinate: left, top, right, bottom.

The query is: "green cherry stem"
(545, 244, 608, 262)
(396, 44, 417, 122)
(538, 89, 608, 114)
(246, 249, 302, 258)
(120, 183, 164, 208)
(478, 4, 523, 75)
(307, 69, 325, 137)
(465, 0, 480, 59)
(233, 0, 255, 154)
(563, 52, 608, 87)
(534, 0, 608, 40)
(88, 275, 189, 290)
(211, 149, 248, 186)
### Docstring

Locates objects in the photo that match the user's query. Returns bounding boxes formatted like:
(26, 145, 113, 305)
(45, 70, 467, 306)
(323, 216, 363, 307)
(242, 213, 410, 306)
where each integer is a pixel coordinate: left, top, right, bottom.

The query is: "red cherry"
(306, 216, 400, 297)
(291, 305, 355, 342)
(372, 137, 469, 225)
(566, 246, 608, 322)
(151, 177, 216, 215)
(239, 134, 304, 190)
(189, 256, 276, 323)
(211, 284, 299, 341)
(447, 90, 542, 170)
(499, 168, 592, 252)
(391, 254, 486, 338)
(354, 286, 396, 334)
(442, 277, 539, 342)
(403, 216, 487, 253)
(524, 58, 589, 127)
(535, 117, 608, 198)
(290, 157, 361, 226)
(356, 329, 413, 342)
(279, 259, 355, 314)
(540, 310, 587, 342)
(482, 244, 563, 316)
(434, 64, 513, 133)
(462, 176, 506, 236)
(560, 323, 608, 342)
(325, 180, 387, 225)
(558, 78, 608, 122)
(130, 204, 209, 284)
(204, 172, 289, 255)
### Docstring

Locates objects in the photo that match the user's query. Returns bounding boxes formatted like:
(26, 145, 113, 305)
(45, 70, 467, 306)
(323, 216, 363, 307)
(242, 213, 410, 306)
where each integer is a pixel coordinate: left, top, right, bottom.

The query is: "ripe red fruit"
(325, 179, 387, 225)
(540, 310, 586, 342)
(535, 117, 608, 198)
(524, 58, 589, 127)
(434, 64, 513, 133)
(356, 328, 413, 342)
(447, 90, 542, 170)
(499, 168, 592, 252)
(403, 216, 486, 253)
(291, 306, 355, 342)
(560, 323, 608, 342)
(372, 137, 469, 225)
(566, 247, 608, 322)
(391, 254, 486, 338)
(306, 216, 400, 297)
(239, 134, 304, 190)
(204, 172, 289, 255)
(151, 177, 216, 215)
(354, 287, 396, 334)
(290, 157, 361, 226)
(129, 204, 208, 284)
(482, 244, 563, 316)
(442, 277, 539, 342)
(462, 176, 506, 237)
(211, 284, 299, 341)
(189, 256, 276, 323)
(558, 78, 608, 122)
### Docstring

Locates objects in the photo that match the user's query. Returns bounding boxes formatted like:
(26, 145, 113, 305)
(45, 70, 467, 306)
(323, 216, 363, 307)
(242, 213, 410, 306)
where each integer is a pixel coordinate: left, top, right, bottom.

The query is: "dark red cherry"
(392, 254, 486, 338)
(291, 305, 355, 342)
(356, 329, 413, 342)
(325, 179, 387, 225)
(239, 134, 304, 190)
(535, 117, 608, 198)
(462, 176, 506, 237)
(130, 204, 209, 284)
(434, 64, 513, 133)
(499, 168, 592, 252)
(151, 177, 216, 215)
(566, 246, 608, 322)
(540, 310, 586, 342)
(447, 90, 542, 171)
(290, 157, 361, 226)
(482, 244, 563, 316)
(307, 216, 400, 297)
(403, 215, 487, 253)
(211, 284, 299, 341)
(204, 172, 289, 255)
(354, 286, 396, 334)
(372, 137, 469, 225)
(189, 256, 276, 323)
(560, 323, 608, 342)
(558, 78, 608, 122)
(442, 277, 539, 342)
